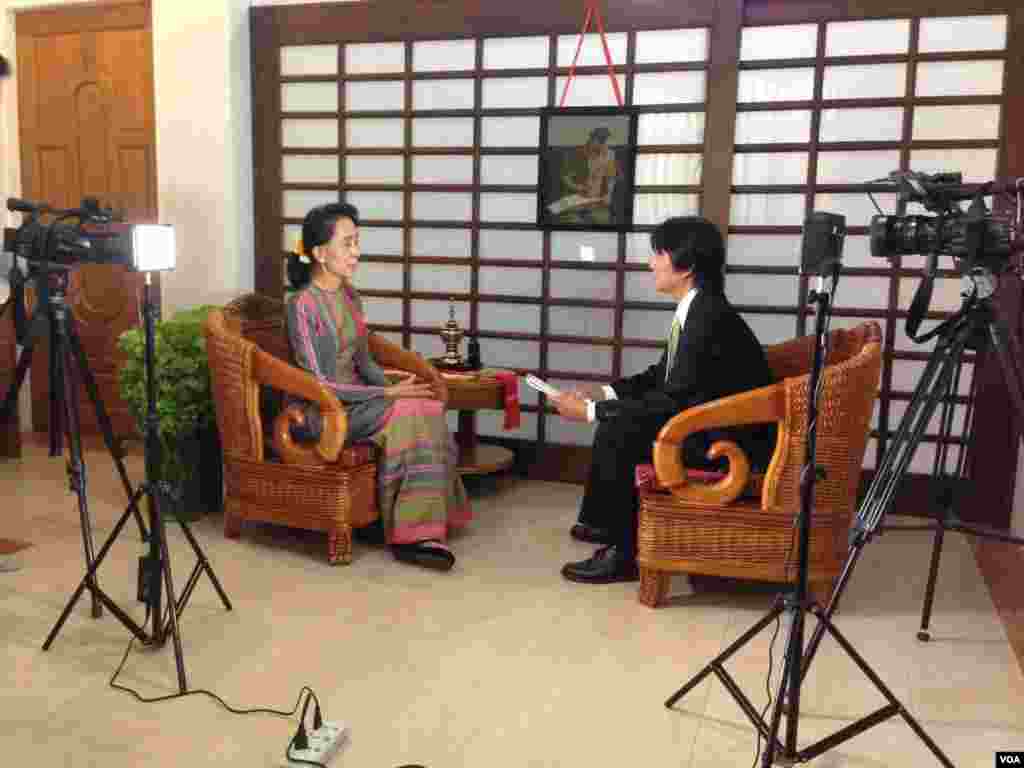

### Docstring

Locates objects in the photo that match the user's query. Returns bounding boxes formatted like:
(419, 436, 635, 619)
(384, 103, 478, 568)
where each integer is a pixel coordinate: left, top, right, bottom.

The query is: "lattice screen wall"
(268, 11, 1009, 470)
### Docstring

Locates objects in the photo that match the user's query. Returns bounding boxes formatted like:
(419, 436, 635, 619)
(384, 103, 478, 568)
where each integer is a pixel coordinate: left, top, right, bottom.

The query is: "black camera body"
(869, 171, 1021, 273)
(3, 197, 134, 271)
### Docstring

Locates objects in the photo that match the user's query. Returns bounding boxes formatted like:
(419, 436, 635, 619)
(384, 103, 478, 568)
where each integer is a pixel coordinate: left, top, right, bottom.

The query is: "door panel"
(15, 4, 157, 437)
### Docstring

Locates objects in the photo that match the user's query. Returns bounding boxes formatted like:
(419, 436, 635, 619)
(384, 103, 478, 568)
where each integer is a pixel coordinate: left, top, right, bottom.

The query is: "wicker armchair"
(203, 293, 444, 564)
(637, 321, 883, 607)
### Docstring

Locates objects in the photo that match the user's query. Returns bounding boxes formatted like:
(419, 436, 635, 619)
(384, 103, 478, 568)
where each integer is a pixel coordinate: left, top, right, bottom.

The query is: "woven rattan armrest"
(653, 383, 784, 506)
(250, 346, 348, 466)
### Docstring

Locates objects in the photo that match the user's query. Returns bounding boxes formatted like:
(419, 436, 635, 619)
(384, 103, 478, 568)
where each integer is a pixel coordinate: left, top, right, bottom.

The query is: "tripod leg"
(917, 523, 946, 642)
(175, 519, 232, 612)
(761, 603, 801, 767)
(66, 318, 148, 541)
(153, 499, 188, 693)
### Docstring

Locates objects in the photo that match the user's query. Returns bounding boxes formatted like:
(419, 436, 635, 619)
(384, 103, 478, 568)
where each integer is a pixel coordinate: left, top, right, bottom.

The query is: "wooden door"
(15, 2, 157, 437)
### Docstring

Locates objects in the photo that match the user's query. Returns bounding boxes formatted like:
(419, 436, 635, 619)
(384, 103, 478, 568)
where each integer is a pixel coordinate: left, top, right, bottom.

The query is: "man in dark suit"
(552, 216, 776, 584)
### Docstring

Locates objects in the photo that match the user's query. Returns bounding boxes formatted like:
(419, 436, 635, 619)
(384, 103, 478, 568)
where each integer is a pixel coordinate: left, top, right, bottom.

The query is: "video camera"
(869, 171, 1023, 274)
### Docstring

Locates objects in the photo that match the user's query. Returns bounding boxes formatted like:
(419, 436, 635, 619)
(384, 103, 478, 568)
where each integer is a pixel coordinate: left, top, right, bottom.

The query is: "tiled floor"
(2, 441, 1023, 766)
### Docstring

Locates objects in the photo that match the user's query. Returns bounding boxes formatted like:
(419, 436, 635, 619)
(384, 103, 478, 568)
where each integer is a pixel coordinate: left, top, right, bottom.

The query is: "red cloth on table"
(491, 371, 521, 429)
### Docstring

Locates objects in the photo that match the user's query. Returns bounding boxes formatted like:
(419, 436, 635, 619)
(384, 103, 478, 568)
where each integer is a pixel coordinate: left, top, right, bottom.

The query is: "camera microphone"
(6, 198, 47, 214)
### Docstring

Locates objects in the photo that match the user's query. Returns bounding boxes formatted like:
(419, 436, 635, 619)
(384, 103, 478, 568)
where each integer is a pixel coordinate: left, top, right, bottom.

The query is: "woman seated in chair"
(285, 202, 471, 571)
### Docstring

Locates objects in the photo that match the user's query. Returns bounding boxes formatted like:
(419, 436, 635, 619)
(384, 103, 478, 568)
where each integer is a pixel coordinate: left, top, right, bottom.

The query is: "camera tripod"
(794, 267, 1024, 688)
(1, 262, 149, 617)
(664, 276, 954, 767)
(2, 264, 230, 693)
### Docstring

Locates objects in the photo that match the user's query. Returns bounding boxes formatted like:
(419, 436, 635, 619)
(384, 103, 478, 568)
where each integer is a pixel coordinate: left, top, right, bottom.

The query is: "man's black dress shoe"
(570, 523, 611, 544)
(561, 546, 639, 584)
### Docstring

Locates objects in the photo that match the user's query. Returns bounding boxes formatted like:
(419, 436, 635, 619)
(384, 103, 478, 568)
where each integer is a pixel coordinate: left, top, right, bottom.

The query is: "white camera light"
(131, 225, 176, 272)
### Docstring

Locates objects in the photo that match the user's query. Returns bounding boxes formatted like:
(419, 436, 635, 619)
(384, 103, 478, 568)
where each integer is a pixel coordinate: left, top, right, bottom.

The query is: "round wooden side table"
(441, 372, 516, 476)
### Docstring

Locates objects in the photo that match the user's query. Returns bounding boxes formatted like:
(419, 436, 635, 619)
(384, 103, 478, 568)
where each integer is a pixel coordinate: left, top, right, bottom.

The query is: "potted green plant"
(117, 304, 221, 521)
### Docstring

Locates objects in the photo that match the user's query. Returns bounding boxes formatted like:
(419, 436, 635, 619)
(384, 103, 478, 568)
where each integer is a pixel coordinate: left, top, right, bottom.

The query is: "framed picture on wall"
(537, 107, 637, 231)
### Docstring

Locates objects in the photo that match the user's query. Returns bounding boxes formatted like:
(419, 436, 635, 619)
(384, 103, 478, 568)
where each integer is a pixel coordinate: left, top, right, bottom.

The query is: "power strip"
(283, 721, 349, 767)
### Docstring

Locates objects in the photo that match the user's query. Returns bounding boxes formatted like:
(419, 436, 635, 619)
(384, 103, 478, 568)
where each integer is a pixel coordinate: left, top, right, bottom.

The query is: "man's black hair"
(649, 216, 726, 294)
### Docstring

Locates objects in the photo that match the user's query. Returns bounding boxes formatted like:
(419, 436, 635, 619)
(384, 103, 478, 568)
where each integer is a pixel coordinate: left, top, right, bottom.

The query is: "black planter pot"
(159, 426, 223, 521)
(198, 425, 224, 513)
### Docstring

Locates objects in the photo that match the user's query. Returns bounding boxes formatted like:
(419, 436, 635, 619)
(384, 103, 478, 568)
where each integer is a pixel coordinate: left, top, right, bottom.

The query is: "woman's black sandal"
(391, 540, 455, 571)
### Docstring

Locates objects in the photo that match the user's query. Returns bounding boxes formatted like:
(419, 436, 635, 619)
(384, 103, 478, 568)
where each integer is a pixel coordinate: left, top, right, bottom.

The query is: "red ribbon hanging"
(558, 0, 624, 109)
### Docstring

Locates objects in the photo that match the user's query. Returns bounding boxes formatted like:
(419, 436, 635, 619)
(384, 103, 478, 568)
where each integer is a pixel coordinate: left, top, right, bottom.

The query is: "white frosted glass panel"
(411, 228, 471, 258)
(621, 346, 661, 375)
(635, 153, 702, 186)
(727, 275, 797, 307)
(412, 156, 474, 185)
(547, 343, 613, 375)
(479, 193, 536, 223)
(347, 118, 404, 148)
(413, 118, 475, 147)
(346, 155, 403, 184)
(477, 410, 537, 440)
(281, 45, 338, 76)
(478, 303, 541, 334)
(908, 148, 997, 184)
(483, 36, 549, 70)
(283, 190, 337, 219)
(282, 119, 338, 148)
(740, 25, 817, 61)
(626, 232, 653, 263)
(624, 272, 666, 303)
(413, 39, 476, 72)
(411, 300, 469, 328)
(361, 297, 403, 325)
(826, 19, 909, 56)
(282, 83, 338, 113)
(622, 309, 674, 340)
(359, 226, 403, 256)
(637, 113, 705, 145)
(813, 193, 898, 227)
(549, 269, 616, 301)
(353, 263, 403, 291)
(555, 75, 627, 107)
(732, 153, 807, 185)
(832, 276, 890, 310)
(410, 333, 444, 360)
(412, 192, 472, 222)
(548, 307, 614, 338)
(912, 105, 1000, 141)
(915, 61, 1004, 97)
(482, 338, 540, 369)
(479, 267, 542, 297)
(411, 264, 471, 294)
(345, 81, 404, 112)
(282, 224, 302, 252)
(737, 69, 815, 103)
(898, 277, 964, 313)
(635, 28, 708, 63)
(822, 64, 906, 100)
(481, 116, 540, 147)
(735, 111, 811, 144)
(634, 194, 700, 226)
(480, 155, 539, 186)
(413, 79, 475, 111)
(282, 155, 339, 184)
(346, 42, 405, 74)
(479, 230, 542, 261)
(744, 314, 796, 344)
(819, 108, 903, 143)
(815, 150, 900, 184)
(557, 32, 627, 66)
(633, 72, 706, 106)
(726, 235, 801, 267)
(891, 361, 972, 397)
(347, 191, 403, 221)
(840, 236, 879, 269)
(481, 77, 548, 109)
(918, 15, 1007, 53)
(546, 417, 598, 446)
(551, 232, 618, 263)
(729, 194, 806, 226)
